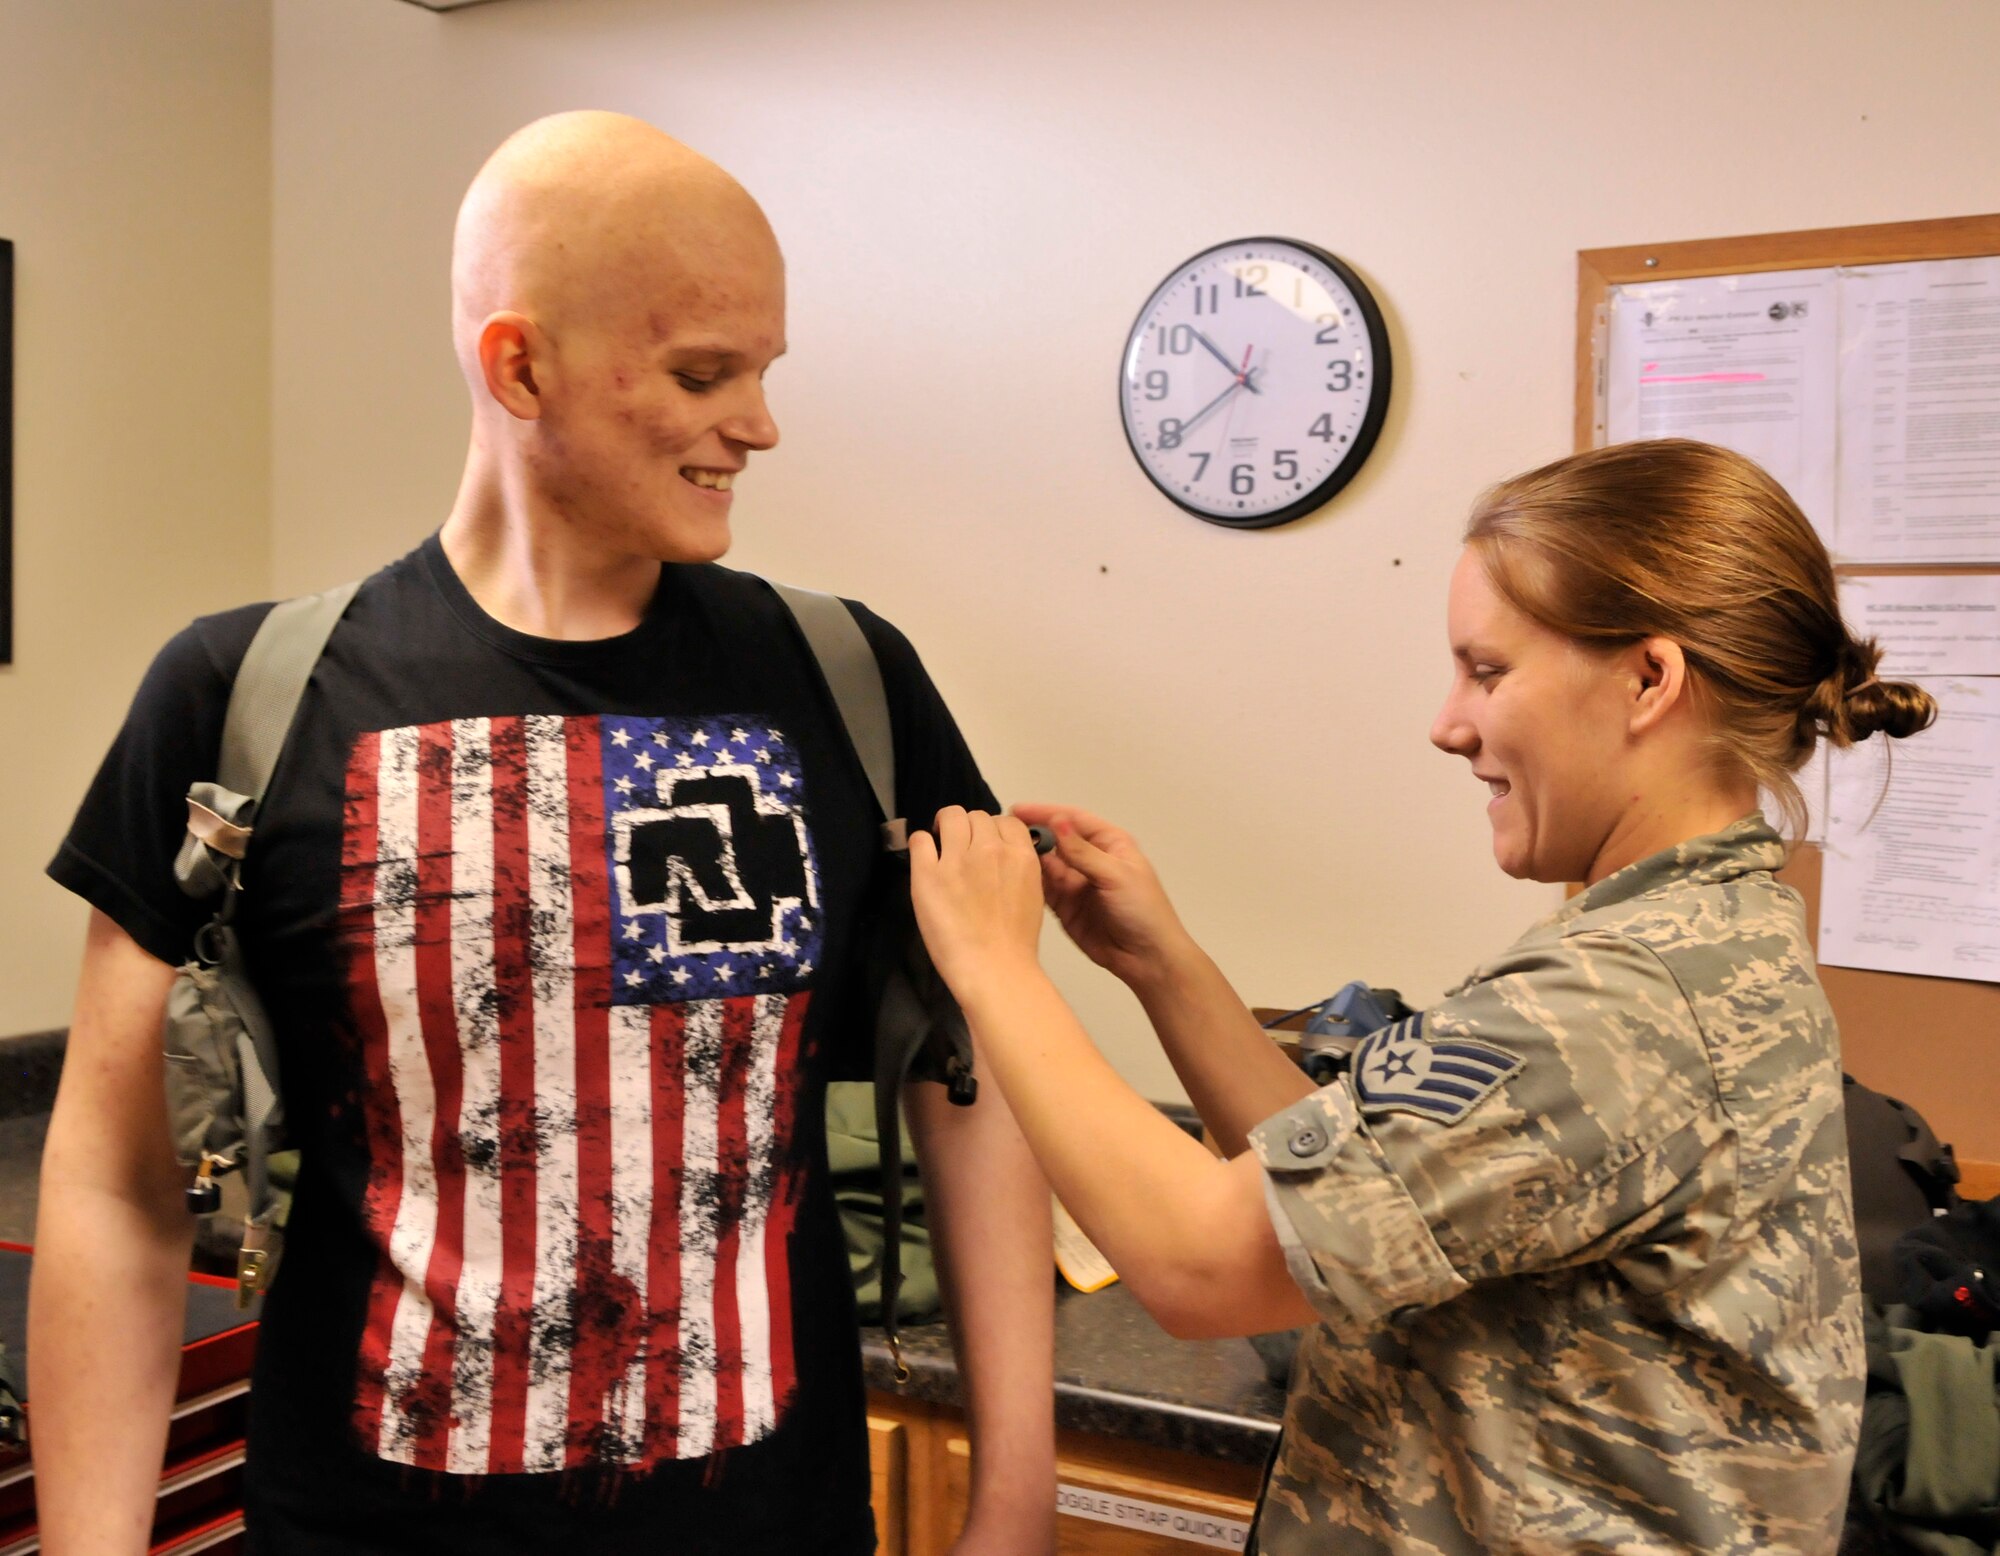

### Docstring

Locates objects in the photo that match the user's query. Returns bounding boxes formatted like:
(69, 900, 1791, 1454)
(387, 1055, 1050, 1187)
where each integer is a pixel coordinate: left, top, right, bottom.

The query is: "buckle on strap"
(186, 797, 253, 861)
(235, 1218, 276, 1310)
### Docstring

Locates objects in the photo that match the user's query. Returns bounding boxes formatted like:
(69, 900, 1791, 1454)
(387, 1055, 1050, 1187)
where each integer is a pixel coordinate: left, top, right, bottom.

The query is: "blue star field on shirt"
(603, 713, 824, 1002)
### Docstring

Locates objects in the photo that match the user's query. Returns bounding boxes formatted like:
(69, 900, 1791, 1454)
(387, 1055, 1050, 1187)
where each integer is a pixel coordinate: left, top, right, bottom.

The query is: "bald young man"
(32, 113, 1056, 1554)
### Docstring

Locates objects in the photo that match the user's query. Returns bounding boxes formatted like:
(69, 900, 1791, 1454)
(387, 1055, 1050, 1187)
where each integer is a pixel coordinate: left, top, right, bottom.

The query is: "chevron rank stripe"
(1353, 1014, 1523, 1125)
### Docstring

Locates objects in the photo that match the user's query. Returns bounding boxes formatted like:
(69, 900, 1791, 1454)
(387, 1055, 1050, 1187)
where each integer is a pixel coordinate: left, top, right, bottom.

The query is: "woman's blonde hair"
(1463, 438, 1935, 838)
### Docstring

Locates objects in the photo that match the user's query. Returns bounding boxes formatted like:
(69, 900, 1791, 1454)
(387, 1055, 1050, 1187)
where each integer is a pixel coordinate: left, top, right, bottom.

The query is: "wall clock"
(1119, 237, 1391, 529)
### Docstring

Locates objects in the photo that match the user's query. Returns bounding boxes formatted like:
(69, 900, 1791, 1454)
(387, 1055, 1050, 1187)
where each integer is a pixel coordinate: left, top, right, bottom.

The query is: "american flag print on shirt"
(337, 712, 824, 1475)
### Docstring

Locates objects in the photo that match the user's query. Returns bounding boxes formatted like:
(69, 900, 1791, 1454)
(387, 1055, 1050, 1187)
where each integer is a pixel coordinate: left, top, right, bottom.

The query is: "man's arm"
(28, 910, 195, 1556)
(905, 1047, 1057, 1556)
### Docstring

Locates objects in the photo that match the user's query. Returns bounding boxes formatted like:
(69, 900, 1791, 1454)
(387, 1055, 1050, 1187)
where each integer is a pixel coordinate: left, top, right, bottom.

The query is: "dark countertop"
(0, 1112, 47, 1246)
(1, 1030, 64, 1247)
(862, 1284, 1286, 1463)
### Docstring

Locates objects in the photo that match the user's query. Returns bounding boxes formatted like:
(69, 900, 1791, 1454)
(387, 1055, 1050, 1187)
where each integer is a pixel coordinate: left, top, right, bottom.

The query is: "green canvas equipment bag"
(164, 576, 975, 1356)
(166, 582, 357, 1307)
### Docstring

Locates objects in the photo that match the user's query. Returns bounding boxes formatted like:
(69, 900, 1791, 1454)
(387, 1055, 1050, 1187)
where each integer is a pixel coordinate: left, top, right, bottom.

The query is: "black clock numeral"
(1273, 449, 1299, 482)
(1156, 324, 1196, 355)
(1230, 464, 1255, 497)
(1188, 451, 1211, 481)
(1144, 370, 1170, 401)
(1158, 418, 1185, 450)
(1234, 264, 1267, 299)
(1327, 361, 1354, 392)
(1315, 314, 1340, 345)
(1309, 414, 1335, 442)
(1191, 283, 1219, 315)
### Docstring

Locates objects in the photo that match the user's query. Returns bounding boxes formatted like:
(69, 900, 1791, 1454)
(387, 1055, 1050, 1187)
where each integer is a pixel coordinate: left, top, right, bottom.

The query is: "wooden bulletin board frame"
(0, 237, 12, 665)
(1576, 214, 2000, 1187)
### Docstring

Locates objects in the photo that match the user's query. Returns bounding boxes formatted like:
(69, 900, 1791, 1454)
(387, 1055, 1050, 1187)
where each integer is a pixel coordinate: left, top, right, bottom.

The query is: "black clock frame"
(1118, 235, 1392, 531)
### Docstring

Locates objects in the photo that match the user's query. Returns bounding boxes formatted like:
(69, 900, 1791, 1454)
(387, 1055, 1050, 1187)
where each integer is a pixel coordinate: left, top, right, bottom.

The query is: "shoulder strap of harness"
(766, 583, 901, 844)
(764, 580, 974, 1376)
(221, 582, 362, 801)
(195, 580, 359, 1302)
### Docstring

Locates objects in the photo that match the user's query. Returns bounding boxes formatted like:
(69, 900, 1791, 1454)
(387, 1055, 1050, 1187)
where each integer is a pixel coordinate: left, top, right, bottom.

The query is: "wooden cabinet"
(866, 1415, 910, 1556)
(866, 1393, 1263, 1556)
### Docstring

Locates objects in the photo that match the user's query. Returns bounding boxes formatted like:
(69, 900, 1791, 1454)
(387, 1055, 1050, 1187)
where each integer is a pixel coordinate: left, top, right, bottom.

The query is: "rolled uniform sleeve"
(1250, 929, 1735, 1341)
(1251, 1084, 1470, 1338)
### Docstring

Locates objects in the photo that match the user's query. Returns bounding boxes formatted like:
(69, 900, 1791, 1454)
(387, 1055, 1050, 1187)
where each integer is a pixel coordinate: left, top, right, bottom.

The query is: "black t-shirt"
(51, 536, 994, 1554)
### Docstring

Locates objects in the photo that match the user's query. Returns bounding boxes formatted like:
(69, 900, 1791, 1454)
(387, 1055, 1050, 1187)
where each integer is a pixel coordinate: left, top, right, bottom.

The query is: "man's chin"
(645, 513, 732, 565)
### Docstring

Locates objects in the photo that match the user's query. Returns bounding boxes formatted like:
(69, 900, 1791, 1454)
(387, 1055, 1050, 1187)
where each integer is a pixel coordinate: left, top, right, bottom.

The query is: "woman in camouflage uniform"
(910, 439, 1938, 1555)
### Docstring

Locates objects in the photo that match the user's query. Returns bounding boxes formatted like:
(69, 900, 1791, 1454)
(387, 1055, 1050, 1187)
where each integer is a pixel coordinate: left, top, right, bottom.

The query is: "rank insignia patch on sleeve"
(1353, 1015, 1523, 1125)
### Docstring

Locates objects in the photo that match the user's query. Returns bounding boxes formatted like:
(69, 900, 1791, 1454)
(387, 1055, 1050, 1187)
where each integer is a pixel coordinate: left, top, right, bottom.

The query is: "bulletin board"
(1575, 214, 2000, 1184)
(1, 237, 12, 665)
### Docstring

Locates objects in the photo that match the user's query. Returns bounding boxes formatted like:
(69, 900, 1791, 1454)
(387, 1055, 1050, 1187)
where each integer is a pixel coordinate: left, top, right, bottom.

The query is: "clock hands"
(1167, 345, 1263, 447)
(1192, 329, 1261, 394)
(1211, 345, 1260, 451)
(1174, 379, 1247, 444)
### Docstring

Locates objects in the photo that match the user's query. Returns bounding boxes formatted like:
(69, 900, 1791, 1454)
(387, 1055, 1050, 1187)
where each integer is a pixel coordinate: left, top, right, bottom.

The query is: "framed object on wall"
(0, 236, 10, 660)
(1118, 237, 1392, 530)
(1575, 214, 2000, 1182)
(1, 237, 11, 664)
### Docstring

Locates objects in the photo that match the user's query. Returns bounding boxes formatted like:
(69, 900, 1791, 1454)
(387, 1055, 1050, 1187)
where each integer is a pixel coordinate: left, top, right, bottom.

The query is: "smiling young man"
(32, 113, 1054, 1555)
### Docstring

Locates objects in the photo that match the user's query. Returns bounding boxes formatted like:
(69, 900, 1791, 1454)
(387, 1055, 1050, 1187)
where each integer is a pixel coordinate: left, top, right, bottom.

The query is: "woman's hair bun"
(1794, 638, 1937, 748)
(1845, 676, 1937, 742)
(1813, 636, 1938, 745)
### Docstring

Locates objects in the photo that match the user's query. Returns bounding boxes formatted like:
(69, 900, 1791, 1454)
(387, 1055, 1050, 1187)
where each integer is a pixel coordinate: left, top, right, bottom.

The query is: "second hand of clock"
(1170, 345, 1262, 448)
(1192, 329, 1261, 394)
(1210, 345, 1261, 461)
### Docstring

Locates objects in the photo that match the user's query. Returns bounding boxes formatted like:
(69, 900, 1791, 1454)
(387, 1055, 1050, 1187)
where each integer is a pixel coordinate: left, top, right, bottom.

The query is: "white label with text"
(1056, 1482, 1250, 1549)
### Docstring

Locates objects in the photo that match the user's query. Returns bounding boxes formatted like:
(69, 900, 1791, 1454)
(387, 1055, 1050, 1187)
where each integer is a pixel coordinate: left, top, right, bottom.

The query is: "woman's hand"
(1010, 804, 1193, 991)
(909, 807, 1047, 1006)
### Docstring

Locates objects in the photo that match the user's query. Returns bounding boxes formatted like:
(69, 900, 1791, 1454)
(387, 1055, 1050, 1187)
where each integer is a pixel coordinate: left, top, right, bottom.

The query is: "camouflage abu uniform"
(1248, 816, 1864, 1555)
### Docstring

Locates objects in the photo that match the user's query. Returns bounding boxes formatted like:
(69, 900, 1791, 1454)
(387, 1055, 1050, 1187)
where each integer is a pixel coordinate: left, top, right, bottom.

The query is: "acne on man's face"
(1428, 550, 1634, 884)
(534, 232, 786, 564)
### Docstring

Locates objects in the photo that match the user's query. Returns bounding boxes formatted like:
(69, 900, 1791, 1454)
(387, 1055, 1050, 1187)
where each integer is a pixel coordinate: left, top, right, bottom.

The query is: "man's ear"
(477, 311, 544, 421)
(1628, 636, 1690, 735)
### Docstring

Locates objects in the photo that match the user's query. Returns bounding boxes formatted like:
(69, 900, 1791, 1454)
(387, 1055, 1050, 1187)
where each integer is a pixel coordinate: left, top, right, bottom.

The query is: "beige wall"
(14, 0, 1985, 1114)
(266, 0, 2000, 1105)
(1, 0, 272, 1033)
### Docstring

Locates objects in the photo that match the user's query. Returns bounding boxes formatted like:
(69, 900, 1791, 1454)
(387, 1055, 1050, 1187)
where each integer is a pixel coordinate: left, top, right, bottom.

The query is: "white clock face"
(1120, 238, 1390, 528)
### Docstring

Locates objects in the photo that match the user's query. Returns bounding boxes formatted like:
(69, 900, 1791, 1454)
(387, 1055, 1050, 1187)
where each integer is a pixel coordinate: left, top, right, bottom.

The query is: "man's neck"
(440, 453, 662, 642)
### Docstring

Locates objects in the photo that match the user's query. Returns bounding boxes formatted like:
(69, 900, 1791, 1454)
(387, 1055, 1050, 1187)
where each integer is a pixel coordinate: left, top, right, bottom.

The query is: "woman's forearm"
(952, 961, 1287, 1332)
(907, 813, 1315, 1338)
(1126, 937, 1316, 1157)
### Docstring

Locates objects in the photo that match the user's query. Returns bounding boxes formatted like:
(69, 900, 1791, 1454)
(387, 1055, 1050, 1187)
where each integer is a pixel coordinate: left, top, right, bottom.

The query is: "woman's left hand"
(909, 806, 1046, 1003)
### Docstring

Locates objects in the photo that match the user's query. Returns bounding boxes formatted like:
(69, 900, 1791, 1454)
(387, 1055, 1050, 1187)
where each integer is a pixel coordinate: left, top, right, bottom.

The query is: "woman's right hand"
(1009, 803, 1193, 990)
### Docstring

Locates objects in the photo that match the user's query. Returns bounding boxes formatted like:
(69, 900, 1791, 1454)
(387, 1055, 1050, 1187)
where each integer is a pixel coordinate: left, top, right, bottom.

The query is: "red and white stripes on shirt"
(336, 715, 809, 1475)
